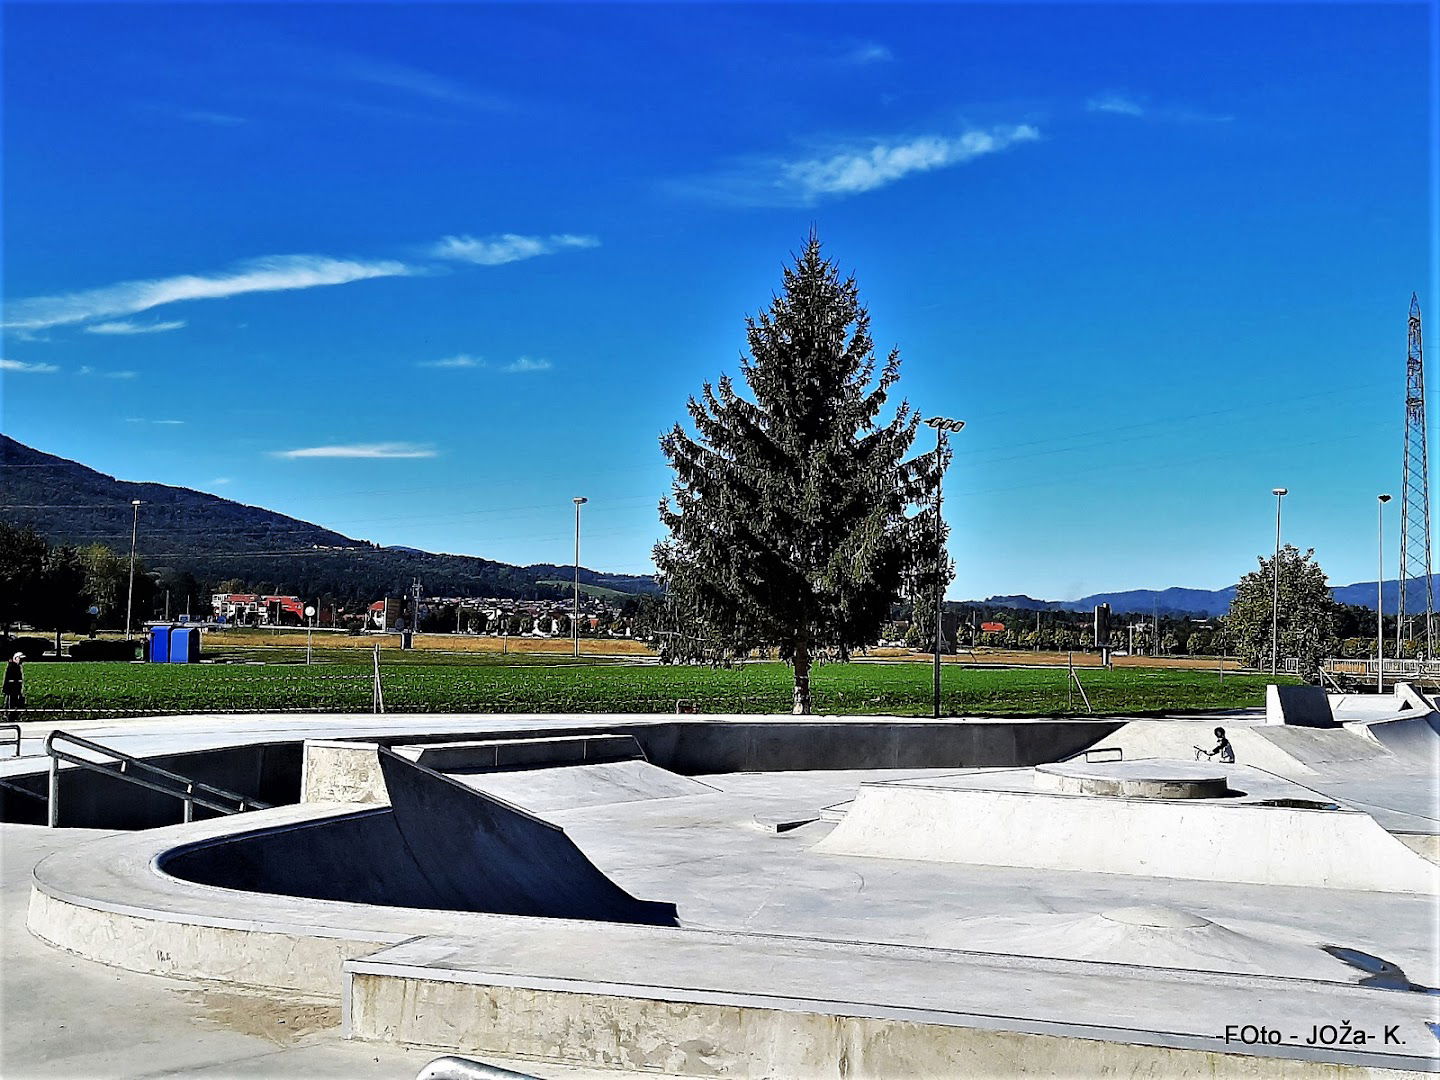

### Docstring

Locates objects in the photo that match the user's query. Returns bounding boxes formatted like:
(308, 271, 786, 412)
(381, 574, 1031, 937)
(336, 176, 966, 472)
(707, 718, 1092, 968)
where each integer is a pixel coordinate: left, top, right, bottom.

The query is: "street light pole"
(1270, 487, 1287, 676)
(124, 499, 142, 639)
(1378, 494, 1392, 692)
(924, 417, 965, 718)
(573, 497, 587, 658)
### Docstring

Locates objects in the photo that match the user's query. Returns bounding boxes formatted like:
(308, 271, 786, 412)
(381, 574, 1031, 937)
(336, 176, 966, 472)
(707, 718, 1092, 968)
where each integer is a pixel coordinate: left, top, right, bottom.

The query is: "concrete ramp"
(446, 760, 719, 813)
(376, 749, 678, 925)
(163, 755, 678, 926)
(390, 734, 720, 812)
(1358, 713, 1440, 770)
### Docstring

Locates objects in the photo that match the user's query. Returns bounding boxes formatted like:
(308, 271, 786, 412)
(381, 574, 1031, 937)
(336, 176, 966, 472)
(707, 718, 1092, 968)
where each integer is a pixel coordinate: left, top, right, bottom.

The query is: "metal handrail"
(1, 724, 18, 757)
(44, 729, 271, 828)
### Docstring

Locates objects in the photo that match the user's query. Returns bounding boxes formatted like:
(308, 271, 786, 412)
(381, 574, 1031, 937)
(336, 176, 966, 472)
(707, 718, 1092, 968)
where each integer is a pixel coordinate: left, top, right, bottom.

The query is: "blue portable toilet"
(148, 625, 171, 664)
(170, 627, 200, 663)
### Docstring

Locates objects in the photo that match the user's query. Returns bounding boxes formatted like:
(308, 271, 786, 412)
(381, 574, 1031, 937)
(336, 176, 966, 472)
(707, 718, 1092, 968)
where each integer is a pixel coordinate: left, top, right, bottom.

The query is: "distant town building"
(211, 593, 307, 627)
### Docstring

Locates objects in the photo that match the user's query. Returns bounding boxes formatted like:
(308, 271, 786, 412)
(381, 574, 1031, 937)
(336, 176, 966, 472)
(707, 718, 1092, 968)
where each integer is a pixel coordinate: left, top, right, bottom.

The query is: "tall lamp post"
(572, 497, 587, 658)
(124, 499, 142, 639)
(924, 417, 965, 718)
(1270, 487, 1288, 676)
(1378, 494, 1392, 692)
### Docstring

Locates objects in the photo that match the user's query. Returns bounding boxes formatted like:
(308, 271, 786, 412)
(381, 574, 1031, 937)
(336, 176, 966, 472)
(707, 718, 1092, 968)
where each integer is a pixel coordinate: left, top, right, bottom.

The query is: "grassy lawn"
(19, 657, 1294, 721)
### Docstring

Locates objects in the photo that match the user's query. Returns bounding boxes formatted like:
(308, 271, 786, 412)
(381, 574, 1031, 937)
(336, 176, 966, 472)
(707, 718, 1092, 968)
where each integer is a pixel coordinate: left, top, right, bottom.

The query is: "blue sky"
(1, 2, 1431, 600)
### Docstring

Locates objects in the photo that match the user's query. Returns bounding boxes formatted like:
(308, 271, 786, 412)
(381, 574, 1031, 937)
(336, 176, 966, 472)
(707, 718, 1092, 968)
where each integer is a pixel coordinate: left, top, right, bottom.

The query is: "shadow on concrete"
(1322, 945, 1439, 994)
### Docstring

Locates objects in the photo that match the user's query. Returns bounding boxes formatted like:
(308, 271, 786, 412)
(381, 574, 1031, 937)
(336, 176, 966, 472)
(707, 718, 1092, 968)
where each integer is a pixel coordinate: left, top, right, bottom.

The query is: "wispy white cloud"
(79, 366, 138, 379)
(331, 53, 508, 111)
(777, 126, 1040, 204)
(125, 417, 185, 425)
(85, 319, 187, 336)
(0, 358, 60, 374)
(272, 442, 438, 460)
(502, 356, 552, 374)
(212, 477, 233, 486)
(841, 41, 893, 65)
(140, 102, 249, 127)
(1087, 93, 1144, 117)
(4, 254, 413, 331)
(680, 125, 1039, 207)
(431, 233, 600, 266)
(418, 354, 483, 369)
(1087, 92, 1232, 124)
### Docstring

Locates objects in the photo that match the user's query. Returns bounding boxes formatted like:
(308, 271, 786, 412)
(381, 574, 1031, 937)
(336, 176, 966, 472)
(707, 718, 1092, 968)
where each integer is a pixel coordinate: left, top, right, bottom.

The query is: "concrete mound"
(953, 905, 1350, 981)
(815, 775, 1438, 892)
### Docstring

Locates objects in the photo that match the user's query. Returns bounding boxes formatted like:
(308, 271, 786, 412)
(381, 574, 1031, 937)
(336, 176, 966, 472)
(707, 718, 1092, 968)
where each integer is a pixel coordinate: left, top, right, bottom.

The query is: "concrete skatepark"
(2, 689, 1437, 1078)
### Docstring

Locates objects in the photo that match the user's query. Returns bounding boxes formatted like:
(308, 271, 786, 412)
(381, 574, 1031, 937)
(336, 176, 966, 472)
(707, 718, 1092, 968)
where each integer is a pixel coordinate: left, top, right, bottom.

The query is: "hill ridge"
(0, 434, 660, 605)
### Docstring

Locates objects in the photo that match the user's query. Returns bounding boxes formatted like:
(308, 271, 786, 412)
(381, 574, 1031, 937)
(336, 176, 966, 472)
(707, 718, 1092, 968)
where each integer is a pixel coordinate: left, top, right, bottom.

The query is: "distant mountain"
(966, 590, 1235, 617)
(970, 577, 1439, 618)
(0, 435, 661, 605)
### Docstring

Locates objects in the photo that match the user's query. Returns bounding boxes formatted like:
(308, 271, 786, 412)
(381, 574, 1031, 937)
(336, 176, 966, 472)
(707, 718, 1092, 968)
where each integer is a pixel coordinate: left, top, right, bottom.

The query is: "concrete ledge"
(1036, 760, 1230, 799)
(342, 935, 1438, 1077)
(395, 734, 643, 772)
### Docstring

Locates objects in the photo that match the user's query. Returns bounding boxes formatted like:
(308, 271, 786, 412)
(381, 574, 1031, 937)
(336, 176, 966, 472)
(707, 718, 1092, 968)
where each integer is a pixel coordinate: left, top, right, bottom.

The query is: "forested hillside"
(0, 435, 660, 606)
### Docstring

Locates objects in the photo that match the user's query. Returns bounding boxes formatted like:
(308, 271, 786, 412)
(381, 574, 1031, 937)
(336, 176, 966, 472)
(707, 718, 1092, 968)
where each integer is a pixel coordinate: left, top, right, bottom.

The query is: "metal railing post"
(47, 753, 59, 828)
(41, 730, 270, 826)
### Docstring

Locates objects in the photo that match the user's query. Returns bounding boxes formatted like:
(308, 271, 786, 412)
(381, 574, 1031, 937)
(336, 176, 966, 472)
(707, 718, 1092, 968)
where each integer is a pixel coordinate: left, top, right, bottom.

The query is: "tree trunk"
(792, 642, 812, 715)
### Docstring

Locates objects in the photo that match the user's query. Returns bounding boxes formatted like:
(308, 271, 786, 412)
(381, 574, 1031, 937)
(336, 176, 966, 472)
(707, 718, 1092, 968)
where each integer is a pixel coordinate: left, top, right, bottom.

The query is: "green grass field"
(18, 654, 1293, 721)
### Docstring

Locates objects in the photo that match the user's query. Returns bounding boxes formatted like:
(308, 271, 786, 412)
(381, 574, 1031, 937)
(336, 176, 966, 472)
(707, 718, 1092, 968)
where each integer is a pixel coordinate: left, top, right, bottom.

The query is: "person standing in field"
(4, 652, 24, 722)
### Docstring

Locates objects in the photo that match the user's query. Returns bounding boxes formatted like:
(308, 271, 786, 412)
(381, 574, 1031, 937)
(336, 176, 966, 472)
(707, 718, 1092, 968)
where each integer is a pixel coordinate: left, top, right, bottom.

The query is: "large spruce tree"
(655, 234, 943, 713)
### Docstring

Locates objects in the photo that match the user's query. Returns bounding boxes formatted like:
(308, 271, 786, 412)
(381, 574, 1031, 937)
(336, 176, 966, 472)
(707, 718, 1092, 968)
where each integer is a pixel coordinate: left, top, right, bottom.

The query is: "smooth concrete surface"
(1080, 718, 1440, 835)
(444, 760, 721, 813)
(26, 767, 1439, 1051)
(2, 824, 645, 1080)
(13, 712, 1440, 1078)
(815, 778, 1438, 892)
(303, 736, 719, 813)
(1035, 759, 1231, 798)
(343, 930, 1437, 1077)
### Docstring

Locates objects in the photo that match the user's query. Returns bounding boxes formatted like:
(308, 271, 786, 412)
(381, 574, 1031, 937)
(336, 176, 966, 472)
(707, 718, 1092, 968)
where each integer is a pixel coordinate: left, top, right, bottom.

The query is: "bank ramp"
(163, 749, 677, 926)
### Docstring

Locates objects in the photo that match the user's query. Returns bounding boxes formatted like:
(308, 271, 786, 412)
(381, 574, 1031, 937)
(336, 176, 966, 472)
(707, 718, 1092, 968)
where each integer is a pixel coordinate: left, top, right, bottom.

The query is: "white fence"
(1316, 657, 1440, 680)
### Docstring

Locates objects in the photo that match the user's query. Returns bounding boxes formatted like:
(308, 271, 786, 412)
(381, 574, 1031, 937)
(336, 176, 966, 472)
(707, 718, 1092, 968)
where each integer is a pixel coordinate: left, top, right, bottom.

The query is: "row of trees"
(0, 520, 672, 641)
(0, 524, 157, 634)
